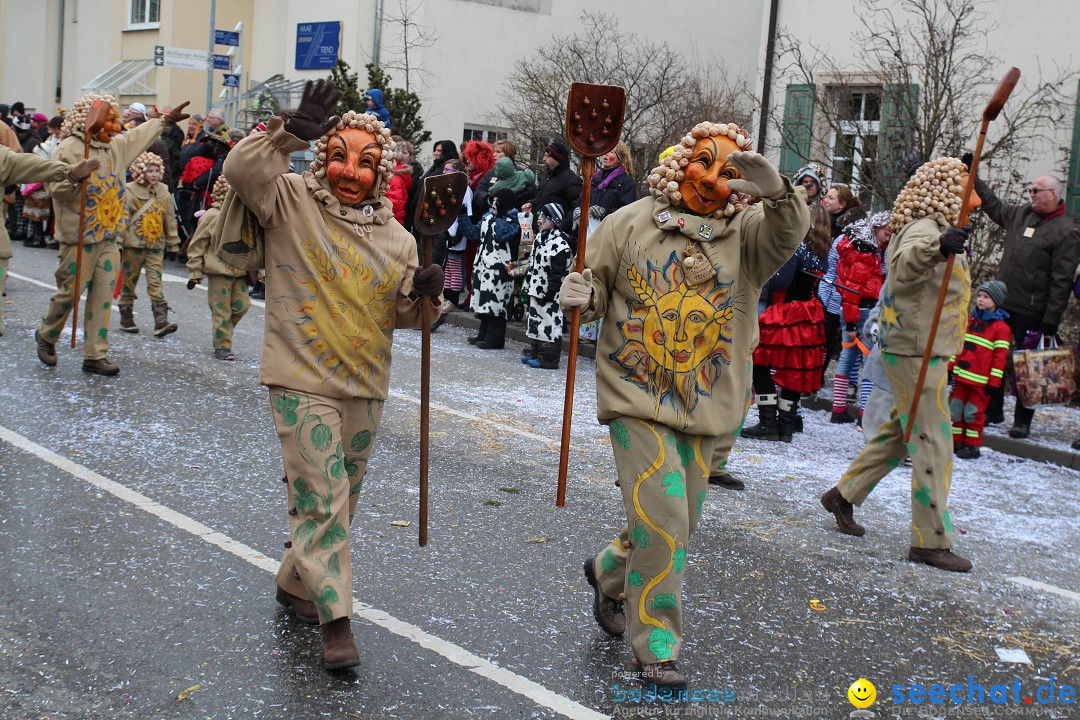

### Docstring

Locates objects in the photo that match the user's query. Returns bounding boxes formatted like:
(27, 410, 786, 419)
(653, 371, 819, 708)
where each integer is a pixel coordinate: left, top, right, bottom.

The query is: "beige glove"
(68, 157, 101, 182)
(560, 269, 593, 310)
(727, 151, 786, 200)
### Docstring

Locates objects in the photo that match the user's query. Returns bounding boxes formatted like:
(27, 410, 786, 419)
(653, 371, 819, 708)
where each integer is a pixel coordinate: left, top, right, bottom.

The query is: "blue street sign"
(223, 74, 240, 88)
(213, 54, 231, 70)
(295, 21, 341, 70)
(215, 30, 240, 47)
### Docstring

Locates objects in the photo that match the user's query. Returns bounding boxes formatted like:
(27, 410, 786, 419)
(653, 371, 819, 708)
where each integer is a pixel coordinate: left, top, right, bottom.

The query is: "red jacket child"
(950, 280, 1011, 459)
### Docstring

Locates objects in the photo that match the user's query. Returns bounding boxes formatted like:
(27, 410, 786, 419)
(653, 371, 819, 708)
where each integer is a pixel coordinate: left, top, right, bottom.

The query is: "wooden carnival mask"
(95, 106, 123, 144)
(325, 127, 381, 206)
(676, 135, 741, 216)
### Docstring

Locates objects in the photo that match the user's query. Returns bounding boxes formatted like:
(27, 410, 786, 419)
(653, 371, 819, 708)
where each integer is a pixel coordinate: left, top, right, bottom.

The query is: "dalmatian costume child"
(522, 202, 573, 369)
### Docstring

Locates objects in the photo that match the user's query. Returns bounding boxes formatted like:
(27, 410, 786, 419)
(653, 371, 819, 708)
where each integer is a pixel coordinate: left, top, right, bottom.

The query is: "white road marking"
(0, 424, 606, 720)
(1007, 576, 1080, 603)
(8, 269, 266, 309)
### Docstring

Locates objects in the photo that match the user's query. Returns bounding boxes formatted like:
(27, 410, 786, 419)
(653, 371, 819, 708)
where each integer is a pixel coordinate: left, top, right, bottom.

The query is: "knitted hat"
(794, 165, 822, 194)
(31, 112, 49, 124)
(978, 280, 1006, 308)
(540, 202, 564, 226)
(545, 141, 570, 163)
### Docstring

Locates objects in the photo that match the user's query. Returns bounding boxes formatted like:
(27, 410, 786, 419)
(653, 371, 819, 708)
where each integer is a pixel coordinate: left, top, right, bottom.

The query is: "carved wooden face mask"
(676, 135, 741, 216)
(96, 107, 123, 144)
(325, 128, 381, 206)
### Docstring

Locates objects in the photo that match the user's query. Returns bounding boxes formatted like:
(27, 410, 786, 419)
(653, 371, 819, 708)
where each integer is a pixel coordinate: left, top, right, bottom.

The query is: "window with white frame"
(462, 124, 508, 145)
(829, 89, 880, 206)
(129, 0, 161, 28)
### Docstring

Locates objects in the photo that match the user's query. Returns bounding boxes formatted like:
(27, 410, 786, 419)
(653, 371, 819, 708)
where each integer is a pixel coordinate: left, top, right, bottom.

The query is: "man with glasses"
(973, 173, 1080, 438)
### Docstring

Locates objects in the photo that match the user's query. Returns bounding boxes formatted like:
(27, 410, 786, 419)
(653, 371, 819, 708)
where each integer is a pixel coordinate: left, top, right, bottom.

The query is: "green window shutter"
(879, 83, 919, 206)
(1068, 79, 1080, 218)
(779, 84, 815, 177)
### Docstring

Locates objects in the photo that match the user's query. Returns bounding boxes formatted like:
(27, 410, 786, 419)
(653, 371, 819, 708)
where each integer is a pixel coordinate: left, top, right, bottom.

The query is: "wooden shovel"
(557, 83, 627, 507)
(412, 170, 469, 546)
(903, 67, 1020, 443)
(71, 100, 112, 349)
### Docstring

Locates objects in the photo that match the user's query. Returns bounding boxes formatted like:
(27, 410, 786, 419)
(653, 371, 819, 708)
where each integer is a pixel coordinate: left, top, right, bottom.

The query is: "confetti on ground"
(176, 684, 202, 701)
(390, 520, 411, 527)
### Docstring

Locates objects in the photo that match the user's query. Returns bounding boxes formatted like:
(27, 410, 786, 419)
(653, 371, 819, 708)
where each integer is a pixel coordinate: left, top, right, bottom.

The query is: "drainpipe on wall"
(756, 0, 779, 154)
(372, 0, 383, 68)
(56, 0, 66, 103)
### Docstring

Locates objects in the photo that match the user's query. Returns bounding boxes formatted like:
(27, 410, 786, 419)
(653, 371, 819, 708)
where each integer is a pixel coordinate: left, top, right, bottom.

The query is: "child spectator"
(386, 138, 414, 226)
(185, 176, 249, 360)
(950, 280, 1010, 459)
(522, 203, 573, 369)
(458, 187, 520, 349)
(118, 151, 180, 337)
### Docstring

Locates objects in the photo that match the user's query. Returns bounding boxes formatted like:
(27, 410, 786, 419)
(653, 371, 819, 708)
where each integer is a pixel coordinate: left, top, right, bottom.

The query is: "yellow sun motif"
(139, 210, 165, 245)
(92, 184, 125, 233)
(612, 251, 735, 425)
(279, 224, 401, 391)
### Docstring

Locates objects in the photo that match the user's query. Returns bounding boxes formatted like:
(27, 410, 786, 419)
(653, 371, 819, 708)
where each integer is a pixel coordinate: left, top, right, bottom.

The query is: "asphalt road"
(1, 244, 1077, 720)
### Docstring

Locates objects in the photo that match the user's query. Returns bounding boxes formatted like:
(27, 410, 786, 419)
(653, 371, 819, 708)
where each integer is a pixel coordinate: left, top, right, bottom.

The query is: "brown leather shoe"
(82, 358, 120, 376)
(321, 617, 361, 670)
(275, 586, 319, 624)
(35, 330, 57, 366)
(632, 658, 687, 691)
(583, 556, 625, 637)
(708, 472, 745, 491)
(820, 486, 865, 536)
(908, 547, 972, 573)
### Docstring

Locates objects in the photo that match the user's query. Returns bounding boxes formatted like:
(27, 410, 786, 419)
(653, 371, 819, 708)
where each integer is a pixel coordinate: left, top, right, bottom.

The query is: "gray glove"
(559, 269, 592, 311)
(727, 151, 786, 200)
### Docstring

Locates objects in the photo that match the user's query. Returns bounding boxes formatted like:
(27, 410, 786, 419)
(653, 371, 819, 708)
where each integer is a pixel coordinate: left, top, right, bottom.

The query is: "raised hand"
(68, 157, 101, 181)
(284, 80, 344, 141)
(726, 151, 786, 200)
(166, 101, 191, 124)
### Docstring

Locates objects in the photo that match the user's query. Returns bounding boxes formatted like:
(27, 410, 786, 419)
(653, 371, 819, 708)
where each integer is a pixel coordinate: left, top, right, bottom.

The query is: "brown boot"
(583, 556, 625, 636)
(632, 658, 687, 691)
(35, 330, 57, 366)
(151, 301, 178, 337)
(321, 617, 360, 670)
(908, 547, 973, 573)
(82, 357, 120, 376)
(820, 486, 865, 536)
(275, 586, 319, 624)
(119, 305, 139, 333)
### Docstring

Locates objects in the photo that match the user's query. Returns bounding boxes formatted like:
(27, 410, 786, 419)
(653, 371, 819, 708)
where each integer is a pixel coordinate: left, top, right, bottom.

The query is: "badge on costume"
(657, 210, 671, 223)
(697, 223, 713, 240)
(1023, 227, 1035, 237)
(681, 246, 716, 287)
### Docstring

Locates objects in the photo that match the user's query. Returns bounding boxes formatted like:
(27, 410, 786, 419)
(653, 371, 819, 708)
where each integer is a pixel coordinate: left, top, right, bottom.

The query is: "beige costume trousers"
(38, 240, 119, 360)
(269, 387, 384, 624)
(206, 275, 249, 350)
(593, 417, 715, 665)
(119, 247, 166, 306)
(838, 354, 955, 549)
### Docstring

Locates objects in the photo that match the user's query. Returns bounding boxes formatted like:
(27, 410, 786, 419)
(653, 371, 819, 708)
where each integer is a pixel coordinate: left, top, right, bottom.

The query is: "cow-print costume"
(524, 226, 573, 342)
(466, 208, 520, 318)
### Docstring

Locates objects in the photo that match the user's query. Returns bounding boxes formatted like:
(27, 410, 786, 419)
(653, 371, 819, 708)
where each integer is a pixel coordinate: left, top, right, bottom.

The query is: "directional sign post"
(153, 45, 210, 70)
(213, 54, 231, 70)
(222, 74, 240, 88)
(215, 29, 240, 47)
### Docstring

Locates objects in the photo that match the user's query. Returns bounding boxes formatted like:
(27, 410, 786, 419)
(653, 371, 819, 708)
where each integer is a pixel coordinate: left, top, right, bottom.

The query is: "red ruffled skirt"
(753, 299, 826, 393)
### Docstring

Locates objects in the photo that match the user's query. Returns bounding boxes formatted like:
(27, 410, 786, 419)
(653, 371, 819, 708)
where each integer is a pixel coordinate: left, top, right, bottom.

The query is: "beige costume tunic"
(185, 206, 250, 351)
(224, 116, 435, 623)
(118, 180, 180, 308)
(584, 181, 809, 666)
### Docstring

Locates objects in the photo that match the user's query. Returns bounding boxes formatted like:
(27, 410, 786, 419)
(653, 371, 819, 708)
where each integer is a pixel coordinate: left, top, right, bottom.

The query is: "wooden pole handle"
(70, 140, 92, 349)
(419, 235, 433, 547)
(556, 155, 596, 507)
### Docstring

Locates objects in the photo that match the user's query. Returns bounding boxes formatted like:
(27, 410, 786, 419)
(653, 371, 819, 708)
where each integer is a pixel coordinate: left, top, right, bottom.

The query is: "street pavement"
(1, 244, 1077, 720)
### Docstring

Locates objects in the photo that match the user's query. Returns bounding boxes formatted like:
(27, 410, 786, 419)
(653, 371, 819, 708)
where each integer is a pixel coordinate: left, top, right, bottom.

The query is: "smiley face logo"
(848, 678, 876, 708)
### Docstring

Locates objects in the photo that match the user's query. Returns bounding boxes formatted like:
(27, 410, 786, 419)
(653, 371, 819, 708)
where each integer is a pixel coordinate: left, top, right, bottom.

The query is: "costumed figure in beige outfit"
(820, 157, 979, 573)
(223, 80, 443, 670)
(118, 151, 181, 337)
(35, 94, 189, 375)
(560, 121, 810, 690)
(185, 176, 250, 360)
(0, 146, 99, 335)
